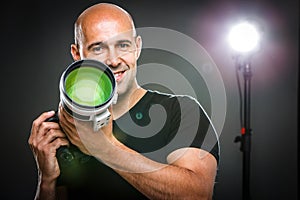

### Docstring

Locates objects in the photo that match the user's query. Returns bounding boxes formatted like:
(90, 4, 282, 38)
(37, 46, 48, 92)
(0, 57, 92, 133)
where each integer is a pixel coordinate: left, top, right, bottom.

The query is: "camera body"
(45, 112, 75, 164)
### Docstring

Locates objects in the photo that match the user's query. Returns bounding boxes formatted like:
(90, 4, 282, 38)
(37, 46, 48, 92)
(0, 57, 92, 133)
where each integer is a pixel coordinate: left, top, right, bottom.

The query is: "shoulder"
(143, 90, 208, 118)
(145, 90, 200, 105)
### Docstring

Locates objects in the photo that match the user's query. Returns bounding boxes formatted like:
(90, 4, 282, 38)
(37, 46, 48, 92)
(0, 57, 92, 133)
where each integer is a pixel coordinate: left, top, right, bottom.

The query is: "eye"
(91, 46, 102, 53)
(91, 45, 106, 54)
(117, 42, 131, 51)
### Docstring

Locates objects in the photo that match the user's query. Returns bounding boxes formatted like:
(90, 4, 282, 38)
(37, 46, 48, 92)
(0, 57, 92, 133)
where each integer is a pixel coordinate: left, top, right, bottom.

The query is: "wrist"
(35, 176, 57, 200)
(39, 174, 57, 190)
(40, 178, 56, 189)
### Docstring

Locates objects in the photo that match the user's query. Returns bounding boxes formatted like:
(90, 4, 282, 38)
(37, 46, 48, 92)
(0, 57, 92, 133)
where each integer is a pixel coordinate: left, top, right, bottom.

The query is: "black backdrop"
(1, 0, 298, 199)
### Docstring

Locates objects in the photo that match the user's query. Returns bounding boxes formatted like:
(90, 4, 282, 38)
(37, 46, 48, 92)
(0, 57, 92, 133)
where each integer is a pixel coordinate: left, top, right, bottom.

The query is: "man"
(29, 3, 219, 199)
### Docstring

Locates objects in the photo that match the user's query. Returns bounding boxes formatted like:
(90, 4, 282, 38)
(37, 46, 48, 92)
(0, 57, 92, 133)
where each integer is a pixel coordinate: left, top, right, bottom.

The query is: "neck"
(112, 85, 147, 119)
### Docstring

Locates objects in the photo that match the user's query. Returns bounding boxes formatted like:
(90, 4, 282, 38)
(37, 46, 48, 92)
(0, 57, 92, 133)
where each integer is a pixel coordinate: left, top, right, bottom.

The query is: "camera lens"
(59, 59, 117, 130)
(65, 66, 113, 107)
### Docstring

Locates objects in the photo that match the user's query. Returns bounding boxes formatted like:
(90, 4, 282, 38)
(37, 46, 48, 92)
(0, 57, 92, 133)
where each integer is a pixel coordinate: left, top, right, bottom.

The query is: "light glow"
(228, 22, 260, 53)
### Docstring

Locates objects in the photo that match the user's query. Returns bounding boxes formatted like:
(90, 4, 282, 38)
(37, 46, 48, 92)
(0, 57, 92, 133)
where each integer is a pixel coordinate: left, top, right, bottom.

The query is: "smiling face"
(71, 3, 142, 98)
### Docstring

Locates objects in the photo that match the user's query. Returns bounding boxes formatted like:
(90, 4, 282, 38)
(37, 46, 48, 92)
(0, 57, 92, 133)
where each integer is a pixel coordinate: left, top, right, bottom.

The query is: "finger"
(44, 129, 67, 144)
(58, 106, 77, 131)
(59, 116, 77, 142)
(58, 106, 74, 123)
(59, 113, 75, 131)
(31, 111, 55, 136)
(38, 137, 70, 156)
(52, 137, 70, 152)
(39, 121, 61, 136)
(29, 111, 55, 145)
(38, 130, 69, 148)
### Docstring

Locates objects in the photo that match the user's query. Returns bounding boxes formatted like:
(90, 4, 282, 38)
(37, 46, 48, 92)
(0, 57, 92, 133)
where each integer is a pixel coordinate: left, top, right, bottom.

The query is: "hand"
(58, 104, 115, 156)
(28, 111, 69, 182)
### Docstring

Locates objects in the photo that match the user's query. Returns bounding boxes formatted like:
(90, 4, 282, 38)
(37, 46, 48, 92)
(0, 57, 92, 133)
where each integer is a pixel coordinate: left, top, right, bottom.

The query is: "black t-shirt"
(56, 90, 220, 199)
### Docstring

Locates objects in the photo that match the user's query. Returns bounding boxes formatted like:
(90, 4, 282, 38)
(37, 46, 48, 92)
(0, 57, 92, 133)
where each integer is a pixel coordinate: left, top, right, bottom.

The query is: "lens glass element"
(65, 66, 112, 106)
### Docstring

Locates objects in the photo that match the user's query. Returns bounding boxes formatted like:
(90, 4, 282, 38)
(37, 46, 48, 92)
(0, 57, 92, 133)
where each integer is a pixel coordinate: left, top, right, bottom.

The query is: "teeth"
(114, 71, 124, 79)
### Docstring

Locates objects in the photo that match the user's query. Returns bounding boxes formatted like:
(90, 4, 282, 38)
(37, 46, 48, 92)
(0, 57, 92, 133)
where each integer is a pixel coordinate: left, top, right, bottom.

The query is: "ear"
(70, 44, 81, 61)
(135, 35, 142, 60)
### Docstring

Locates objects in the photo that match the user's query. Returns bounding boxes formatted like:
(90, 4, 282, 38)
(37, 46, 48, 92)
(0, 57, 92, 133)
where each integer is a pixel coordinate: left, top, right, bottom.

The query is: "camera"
(45, 112, 75, 164)
(44, 59, 116, 165)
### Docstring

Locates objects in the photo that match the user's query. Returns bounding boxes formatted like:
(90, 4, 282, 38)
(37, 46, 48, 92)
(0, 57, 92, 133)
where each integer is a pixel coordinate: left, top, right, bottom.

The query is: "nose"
(105, 48, 121, 68)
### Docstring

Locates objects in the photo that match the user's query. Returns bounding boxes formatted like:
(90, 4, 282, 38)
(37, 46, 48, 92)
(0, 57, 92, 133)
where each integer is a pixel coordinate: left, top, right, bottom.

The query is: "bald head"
(74, 3, 136, 46)
(70, 3, 143, 100)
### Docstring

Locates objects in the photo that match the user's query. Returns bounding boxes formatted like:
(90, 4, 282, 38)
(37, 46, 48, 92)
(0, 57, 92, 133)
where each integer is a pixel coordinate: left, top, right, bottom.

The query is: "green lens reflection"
(65, 66, 112, 106)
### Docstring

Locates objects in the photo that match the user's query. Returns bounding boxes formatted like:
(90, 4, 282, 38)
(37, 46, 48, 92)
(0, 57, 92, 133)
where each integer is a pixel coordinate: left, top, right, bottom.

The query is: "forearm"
(95, 141, 214, 199)
(34, 177, 57, 200)
(117, 162, 212, 199)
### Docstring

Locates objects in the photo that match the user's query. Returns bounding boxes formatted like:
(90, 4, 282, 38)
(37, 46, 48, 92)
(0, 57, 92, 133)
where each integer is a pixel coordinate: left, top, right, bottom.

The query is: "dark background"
(1, 0, 298, 199)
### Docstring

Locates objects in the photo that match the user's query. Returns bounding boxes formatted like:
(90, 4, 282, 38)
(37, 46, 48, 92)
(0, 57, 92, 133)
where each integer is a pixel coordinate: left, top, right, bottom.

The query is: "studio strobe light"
(228, 21, 260, 54)
(59, 59, 117, 131)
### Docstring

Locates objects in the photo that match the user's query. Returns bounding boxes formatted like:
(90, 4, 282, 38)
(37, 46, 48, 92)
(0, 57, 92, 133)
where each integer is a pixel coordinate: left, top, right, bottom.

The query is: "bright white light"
(228, 22, 260, 53)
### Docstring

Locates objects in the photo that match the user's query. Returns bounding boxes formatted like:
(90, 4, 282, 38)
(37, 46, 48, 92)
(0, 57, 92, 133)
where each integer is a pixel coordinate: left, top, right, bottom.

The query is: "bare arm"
(28, 111, 69, 200)
(113, 146, 217, 199)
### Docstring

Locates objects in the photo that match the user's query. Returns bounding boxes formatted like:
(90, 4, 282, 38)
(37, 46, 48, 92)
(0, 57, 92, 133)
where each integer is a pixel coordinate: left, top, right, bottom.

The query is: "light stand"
(234, 56, 252, 200)
(228, 21, 260, 200)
